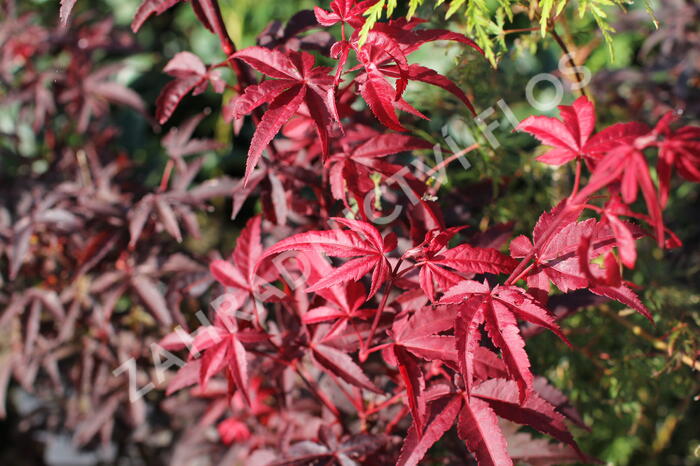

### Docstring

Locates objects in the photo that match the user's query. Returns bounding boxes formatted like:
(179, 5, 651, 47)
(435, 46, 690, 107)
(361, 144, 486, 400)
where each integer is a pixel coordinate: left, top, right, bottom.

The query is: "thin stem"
(501, 27, 539, 36)
(549, 27, 588, 98)
(364, 342, 394, 355)
(296, 366, 342, 419)
(249, 295, 264, 330)
(423, 143, 479, 180)
(385, 406, 409, 435)
(364, 390, 404, 417)
(507, 262, 535, 286)
(158, 160, 174, 192)
(583, 203, 602, 213)
(394, 263, 417, 279)
(601, 308, 700, 371)
(571, 158, 582, 198)
(360, 259, 404, 361)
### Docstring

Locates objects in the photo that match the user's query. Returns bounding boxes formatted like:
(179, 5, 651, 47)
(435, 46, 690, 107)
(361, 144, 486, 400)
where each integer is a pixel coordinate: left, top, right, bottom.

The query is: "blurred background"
(1, 0, 698, 464)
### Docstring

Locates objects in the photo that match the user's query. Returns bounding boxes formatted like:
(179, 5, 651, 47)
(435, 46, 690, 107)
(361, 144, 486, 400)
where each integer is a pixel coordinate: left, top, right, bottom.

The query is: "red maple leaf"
(405, 228, 517, 302)
(327, 129, 432, 206)
(156, 51, 225, 124)
(349, 19, 482, 130)
(397, 380, 583, 466)
(441, 280, 567, 400)
(313, 0, 376, 28)
(516, 96, 596, 165)
(654, 112, 700, 206)
(162, 293, 267, 405)
(132, 0, 184, 32)
(510, 212, 652, 321)
(227, 47, 340, 183)
(258, 217, 396, 299)
(300, 250, 375, 340)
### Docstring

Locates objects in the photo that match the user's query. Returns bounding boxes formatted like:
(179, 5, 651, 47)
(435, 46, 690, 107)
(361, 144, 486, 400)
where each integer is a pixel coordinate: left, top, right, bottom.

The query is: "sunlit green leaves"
(363, 0, 656, 66)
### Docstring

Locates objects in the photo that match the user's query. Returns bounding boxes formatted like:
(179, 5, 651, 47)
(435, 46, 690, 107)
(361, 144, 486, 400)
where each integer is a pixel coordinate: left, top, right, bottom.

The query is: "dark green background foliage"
(2, 0, 698, 464)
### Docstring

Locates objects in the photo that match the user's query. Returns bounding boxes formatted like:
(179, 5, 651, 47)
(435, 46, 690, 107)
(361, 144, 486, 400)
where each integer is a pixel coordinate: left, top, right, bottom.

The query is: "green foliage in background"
(361, 0, 657, 64)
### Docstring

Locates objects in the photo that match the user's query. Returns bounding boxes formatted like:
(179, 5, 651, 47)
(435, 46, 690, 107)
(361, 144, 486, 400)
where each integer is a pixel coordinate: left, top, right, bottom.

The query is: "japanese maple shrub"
(23, 0, 700, 464)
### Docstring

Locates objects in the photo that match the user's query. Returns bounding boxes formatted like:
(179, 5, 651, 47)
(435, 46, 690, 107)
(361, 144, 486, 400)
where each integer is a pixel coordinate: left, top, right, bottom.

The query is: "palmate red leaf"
(258, 217, 395, 298)
(197, 335, 251, 404)
(442, 280, 566, 400)
(654, 113, 700, 207)
(313, 0, 374, 28)
(517, 96, 596, 165)
(576, 131, 666, 244)
(350, 19, 482, 128)
(511, 211, 652, 319)
(328, 132, 432, 204)
(512, 218, 627, 297)
(156, 51, 224, 124)
(417, 263, 460, 302)
(420, 244, 517, 301)
(404, 227, 515, 301)
(302, 250, 370, 325)
(167, 294, 253, 404)
(231, 47, 340, 183)
(448, 287, 534, 400)
(132, 0, 183, 32)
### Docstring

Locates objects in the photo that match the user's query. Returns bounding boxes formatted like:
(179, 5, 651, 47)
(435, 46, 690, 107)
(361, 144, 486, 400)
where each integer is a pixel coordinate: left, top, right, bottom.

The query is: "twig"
(549, 27, 588, 98)
(602, 308, 700, 371)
